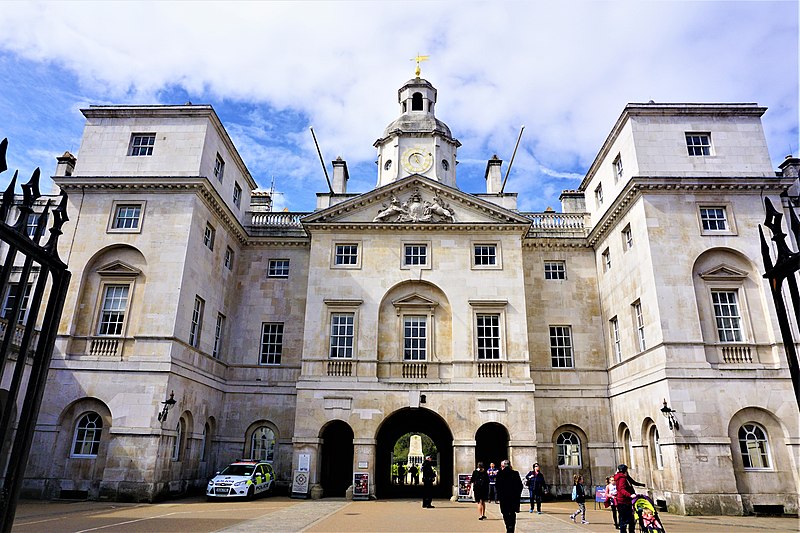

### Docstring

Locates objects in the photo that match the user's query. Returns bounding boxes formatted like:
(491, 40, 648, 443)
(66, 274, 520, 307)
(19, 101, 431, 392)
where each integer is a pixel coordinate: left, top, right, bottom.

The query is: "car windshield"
(219, 464, 255, 477)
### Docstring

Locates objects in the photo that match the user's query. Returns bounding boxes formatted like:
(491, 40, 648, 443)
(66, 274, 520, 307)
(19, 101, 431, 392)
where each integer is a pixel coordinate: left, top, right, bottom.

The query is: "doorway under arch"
(475, 422, 509, 469)
(320, 420, 354, 497)
(375, 407, 453, 498)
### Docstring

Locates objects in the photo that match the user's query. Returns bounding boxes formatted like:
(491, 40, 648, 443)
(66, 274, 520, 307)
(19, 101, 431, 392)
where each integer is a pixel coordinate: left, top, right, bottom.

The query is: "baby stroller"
(632, 494, 665, 533)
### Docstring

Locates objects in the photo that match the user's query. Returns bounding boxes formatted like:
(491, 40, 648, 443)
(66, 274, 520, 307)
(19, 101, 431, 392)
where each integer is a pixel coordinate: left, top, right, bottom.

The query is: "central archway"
(375, 407, 453, 499)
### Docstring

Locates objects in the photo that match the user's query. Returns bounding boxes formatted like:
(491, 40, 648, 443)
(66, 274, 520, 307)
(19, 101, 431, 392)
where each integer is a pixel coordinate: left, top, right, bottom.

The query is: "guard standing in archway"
(421, 456, 435, 508)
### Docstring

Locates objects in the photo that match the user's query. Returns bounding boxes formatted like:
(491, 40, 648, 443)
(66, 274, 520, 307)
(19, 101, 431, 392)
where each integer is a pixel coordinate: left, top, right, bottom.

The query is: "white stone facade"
(8, 78, 799, 515)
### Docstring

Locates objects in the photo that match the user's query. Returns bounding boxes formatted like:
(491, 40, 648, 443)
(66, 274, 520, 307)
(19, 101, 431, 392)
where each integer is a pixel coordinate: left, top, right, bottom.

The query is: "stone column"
(453, 439, 475, 500)
(292, 437, 321, 499)
(353, 438, 376, 498)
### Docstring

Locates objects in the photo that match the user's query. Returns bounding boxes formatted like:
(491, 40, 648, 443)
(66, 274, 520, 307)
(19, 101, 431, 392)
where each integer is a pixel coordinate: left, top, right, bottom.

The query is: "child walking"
(570, 474, 589, 524)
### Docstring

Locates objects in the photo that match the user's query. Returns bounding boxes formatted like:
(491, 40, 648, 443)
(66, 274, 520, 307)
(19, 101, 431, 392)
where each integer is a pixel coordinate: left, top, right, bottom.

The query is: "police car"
(206, 460, 274, 500)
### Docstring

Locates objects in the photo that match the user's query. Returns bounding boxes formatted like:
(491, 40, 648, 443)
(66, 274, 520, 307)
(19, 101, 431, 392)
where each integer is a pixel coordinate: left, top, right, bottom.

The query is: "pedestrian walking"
(605, 475, 618, 528)
(421, 456, 435, 508)
(614, 464, 645, 533)
(524, 462, 546, 514)
(487, 462, 499, 503)
(471, 461, 490, 520)
(569, 473, 589, 524)
(495, 459, 522, 533)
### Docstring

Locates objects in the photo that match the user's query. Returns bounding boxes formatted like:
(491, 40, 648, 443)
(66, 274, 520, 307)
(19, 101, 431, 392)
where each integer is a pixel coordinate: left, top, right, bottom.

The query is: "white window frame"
(556, 431, 582, 468)
(96, 284, 130, 336)
(469, 300, 507, 361)
(613, 154, 623, 182)
(595, 183, 604, 205)
(260, 322, 284, 365)
(251, 426, 276, 461)
(224, 247, 234, 270)
(106, 200, 146, 233)
(471, 241, 502, 270)
(698, 204, 737, 236)
(324, 299, 361, 359)
(475, 313, 501, 360)
(214, 153, 225, 182)
(203, 223, 215, 251)
(171, 420, 182, 461)
(233, 182, 242, 209)
(71, 412, 102, 458)
(25, 213, 40, 239)
(189, 296, 204, 348)
(268, 259, 290, 278)
(329, 313, 355, 358)
(738, 423, 772, 470)
(610, 316, 622, 364)
(544, 260, 566, 280)
(402, 241, 431, 270)
(332, 242, 361, 269)
(633, 300, 646, 351)
(549, 325, 574, 368)
(213, 313, 225, 359)
(686, 132, 712, 156)
(622, 224, 633, 251)
(602, 248, 611, 272)
(711, 290, 744, 343)
(128, 133, 155, 156)
(402, 315, 428, 361)
(2, 282, 33, 325)
(652, 427, 664, 470)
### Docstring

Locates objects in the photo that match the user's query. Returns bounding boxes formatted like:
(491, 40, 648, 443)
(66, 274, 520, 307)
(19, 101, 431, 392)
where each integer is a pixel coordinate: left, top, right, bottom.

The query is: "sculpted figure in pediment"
(373, 188, 455, 223)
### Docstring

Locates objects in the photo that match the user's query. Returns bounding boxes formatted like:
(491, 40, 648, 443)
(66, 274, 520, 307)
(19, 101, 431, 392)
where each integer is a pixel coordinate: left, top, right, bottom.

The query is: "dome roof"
(381, 114, 452, 139)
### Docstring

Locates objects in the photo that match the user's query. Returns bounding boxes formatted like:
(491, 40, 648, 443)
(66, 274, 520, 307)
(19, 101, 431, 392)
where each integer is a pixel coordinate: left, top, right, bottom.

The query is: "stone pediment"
(96, 260, 141, 277)
(392, 293, 439, 315)
(698, 263, 749, 281)
(302, 176, 531, 226)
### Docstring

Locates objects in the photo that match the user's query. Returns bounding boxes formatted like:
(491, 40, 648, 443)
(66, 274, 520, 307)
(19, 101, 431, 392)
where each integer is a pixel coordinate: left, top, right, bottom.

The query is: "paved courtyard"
(11, 497, 799, 533)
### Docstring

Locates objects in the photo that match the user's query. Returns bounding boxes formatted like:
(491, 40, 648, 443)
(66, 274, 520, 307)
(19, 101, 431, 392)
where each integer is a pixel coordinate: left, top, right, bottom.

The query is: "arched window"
(651, 427, 663, 470)
(172, 421, 182, 461)
(441, 159, 449, 171)
(739, 423, 770, 469)
(199, 423, 208, 462)
(251, 426, 276, 461)
(71, 412, 102, 457)
(412, 92, 423, 111)
(556, 431, 581, 467)
(622, 427, 635, 469)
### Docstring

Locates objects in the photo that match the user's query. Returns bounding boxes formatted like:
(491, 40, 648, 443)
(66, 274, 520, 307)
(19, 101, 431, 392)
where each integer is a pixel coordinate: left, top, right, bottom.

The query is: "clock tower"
(374, 76, 461, 188)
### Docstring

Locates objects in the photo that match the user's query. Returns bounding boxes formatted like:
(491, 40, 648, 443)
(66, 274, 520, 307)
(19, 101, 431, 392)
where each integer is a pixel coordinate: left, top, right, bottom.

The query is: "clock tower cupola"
(374, 70, 461, 188)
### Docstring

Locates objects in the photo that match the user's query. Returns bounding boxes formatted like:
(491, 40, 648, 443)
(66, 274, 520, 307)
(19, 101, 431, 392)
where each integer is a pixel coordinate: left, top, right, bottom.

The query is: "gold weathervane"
(411, 53, 429, 78)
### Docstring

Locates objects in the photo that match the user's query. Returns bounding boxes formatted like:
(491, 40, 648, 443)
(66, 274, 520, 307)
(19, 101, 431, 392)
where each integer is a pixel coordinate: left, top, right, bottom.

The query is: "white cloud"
(1, 1, 797, 211)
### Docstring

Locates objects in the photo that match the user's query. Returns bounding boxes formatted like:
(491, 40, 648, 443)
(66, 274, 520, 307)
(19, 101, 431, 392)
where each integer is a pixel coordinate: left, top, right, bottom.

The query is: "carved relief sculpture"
(373, 188, 455, 223)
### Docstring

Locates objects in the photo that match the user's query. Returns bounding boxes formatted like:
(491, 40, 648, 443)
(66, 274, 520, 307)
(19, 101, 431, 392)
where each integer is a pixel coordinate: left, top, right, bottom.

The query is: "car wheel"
(247, 486, 255, 500)
(267, 482, 274, 496)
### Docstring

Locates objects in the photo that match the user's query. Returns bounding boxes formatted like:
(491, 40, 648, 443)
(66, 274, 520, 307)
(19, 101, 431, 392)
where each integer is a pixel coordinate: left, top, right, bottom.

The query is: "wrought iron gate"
(0, 138, 71, 532)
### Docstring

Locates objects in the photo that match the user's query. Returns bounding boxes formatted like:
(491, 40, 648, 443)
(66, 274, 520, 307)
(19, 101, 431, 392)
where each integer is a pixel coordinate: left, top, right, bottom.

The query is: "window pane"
(549, 326, 573, 368)
(260, 322, 284, 364)
(403, 315, 427, 360)
(98, 285, 129, 335)
(251, 427, 276, 461)
(477, 314, 500, 359)
(330, 313, 354, 358)
(72, 412, 103, 457)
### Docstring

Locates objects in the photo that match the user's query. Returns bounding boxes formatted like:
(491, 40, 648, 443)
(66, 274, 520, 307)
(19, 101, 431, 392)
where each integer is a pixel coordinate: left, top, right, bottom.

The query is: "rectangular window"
(403, 315, 427, 361)
(549, 325, 574, 368)
(203, 223, 215, 250)
(129, 133, 155, 156)
(334, 244, 359, 266)
(26, 213, 40, 239)
(622, 224, 633, 251)
(613, 154, 623, 182)
(329, 313, 354, 358)
(473, 244, 497, 266)
(214, 153, 225, 181)
(712, 290, 743, 342)
(700, 207, 728, 231)
(544, 261, 566, 280)
(2, 283, 33, 324)
(610, 316, 622, 363)
(404, 244, 427, 266)
(268, 259, 290, 277)
(233, 183, 242, 209)
(97, 285, 129, 336)
(686, 133, 711, 156)
(633, 300, 646, 351)
(595, 183, 604, 205)
(224, 247, 234, 270)
(602, 248, 611, 272)
(260, 322, 284, 365)
(476, 314, 501, 360)
(112, 204, 142, 230)
(189, 296, 204, 348)
(213, 313, 225, 359)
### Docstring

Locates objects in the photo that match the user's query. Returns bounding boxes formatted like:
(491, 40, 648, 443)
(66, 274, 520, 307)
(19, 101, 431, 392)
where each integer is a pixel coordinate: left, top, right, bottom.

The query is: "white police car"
(206, 460, 274, 500)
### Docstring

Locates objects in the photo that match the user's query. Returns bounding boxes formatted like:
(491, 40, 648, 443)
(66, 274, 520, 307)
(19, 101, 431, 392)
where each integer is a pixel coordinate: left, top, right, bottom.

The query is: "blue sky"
(1, 1, 798, 213)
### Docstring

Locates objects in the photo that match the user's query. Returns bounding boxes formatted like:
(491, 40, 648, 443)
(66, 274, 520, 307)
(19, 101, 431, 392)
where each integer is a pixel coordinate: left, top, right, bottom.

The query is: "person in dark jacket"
(569, 473, 588, 524)
(421, 456, 435, 508)
(614, 464, 645, 533)
(524, 462, 546, 514)
(471, 461, 490, 520)
(495, 459, 522, 533)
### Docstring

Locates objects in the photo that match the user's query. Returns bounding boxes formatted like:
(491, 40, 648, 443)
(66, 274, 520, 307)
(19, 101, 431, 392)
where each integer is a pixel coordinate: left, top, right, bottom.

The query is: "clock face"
(401, 147, 433, 173)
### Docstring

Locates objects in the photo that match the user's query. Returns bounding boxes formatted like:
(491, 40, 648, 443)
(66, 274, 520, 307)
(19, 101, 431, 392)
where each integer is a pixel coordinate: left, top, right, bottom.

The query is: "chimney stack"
(55, 151, 76, 177)
(332, 157, 349, 194)
(484, 155, 502, 193)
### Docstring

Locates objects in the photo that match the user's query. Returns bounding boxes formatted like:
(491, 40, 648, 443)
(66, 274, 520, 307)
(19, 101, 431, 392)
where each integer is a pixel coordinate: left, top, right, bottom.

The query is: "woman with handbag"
(471, 462, 490, 520)
(524, 462, 547, 514)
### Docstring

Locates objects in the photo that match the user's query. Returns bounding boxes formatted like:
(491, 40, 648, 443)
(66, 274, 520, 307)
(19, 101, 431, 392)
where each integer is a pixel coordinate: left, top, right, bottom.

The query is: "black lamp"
(660, 399, 679, 430)
(157, 391, 177, 422)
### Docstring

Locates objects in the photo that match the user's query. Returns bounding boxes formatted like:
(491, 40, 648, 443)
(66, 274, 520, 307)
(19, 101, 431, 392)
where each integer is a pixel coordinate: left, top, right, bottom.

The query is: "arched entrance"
(475, 422, 509, 468)
(320, 420, 354, 497)
(375, 408, 453, 498)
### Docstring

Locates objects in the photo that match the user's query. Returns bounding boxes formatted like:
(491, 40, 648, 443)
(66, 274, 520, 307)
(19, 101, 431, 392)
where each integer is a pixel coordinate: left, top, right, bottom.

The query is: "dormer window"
(412, 92, 423, 111)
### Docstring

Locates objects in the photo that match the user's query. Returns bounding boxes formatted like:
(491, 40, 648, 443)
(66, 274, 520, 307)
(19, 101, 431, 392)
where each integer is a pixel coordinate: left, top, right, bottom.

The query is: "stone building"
(6, 74, 799, 515)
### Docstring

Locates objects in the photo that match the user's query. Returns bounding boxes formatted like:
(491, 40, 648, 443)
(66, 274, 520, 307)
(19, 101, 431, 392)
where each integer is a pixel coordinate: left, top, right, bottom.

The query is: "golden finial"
(410, 53, 430, 78)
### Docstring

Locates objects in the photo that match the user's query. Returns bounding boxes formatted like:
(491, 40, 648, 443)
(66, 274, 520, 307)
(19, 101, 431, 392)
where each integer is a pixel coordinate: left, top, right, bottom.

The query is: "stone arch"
(412, 92, 423, 111)
(727, 406, 797, 514)
(244, 419, 279, 461)
(474, 422, 509, 469)
(319, 419, 354, 497)
(377, 280, 452, 372)
(691, 247, 775, 364)
(640, 417, 664, 486)
(617, 422, 634, 470)
(552, 424, 591, 490)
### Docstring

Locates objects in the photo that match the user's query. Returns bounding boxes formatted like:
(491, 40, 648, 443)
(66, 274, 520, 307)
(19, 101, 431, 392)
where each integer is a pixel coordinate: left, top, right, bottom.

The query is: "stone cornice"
(523, 237, 590, 249)
(243, 239, 310, 248)
(303, 222, 531, 233)
(586, 176, 794, 246)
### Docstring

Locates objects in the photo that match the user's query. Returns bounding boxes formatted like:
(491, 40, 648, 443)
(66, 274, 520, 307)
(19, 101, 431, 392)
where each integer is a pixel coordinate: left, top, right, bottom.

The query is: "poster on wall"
(291, 470, 309, 499)
(353, 472, 369, 500)
(457, 473, 472, 502)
